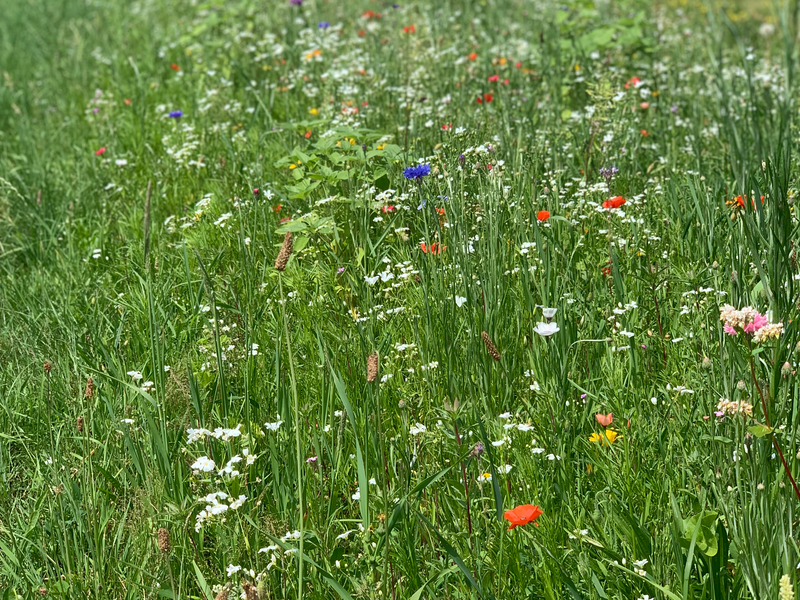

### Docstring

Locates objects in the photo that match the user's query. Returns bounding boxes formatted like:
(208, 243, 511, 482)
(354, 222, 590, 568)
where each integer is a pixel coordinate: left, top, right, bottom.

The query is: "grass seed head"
(157, 527, 171, 554)
(481, 331, 501, 361)
(367, 352, 379, 383)
(274, 232, 293, 271)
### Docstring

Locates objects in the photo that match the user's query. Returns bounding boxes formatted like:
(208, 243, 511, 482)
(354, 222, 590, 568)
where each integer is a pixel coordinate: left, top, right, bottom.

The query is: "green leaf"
(331, 369, 370, 530)
(747, 424, 773, 438)
(681, 511, 719, 557)
(192, 561, 215, 600)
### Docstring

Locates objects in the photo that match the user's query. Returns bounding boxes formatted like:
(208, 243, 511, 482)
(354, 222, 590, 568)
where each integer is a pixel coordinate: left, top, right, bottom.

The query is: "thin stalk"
(279, 274, 304, 600)
(748, 354, 800, 504)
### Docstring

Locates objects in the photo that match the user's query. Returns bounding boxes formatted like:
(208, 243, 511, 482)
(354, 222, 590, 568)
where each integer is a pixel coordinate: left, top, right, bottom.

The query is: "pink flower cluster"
(719, 304, 783, 343)
(716, 397, 753, 418)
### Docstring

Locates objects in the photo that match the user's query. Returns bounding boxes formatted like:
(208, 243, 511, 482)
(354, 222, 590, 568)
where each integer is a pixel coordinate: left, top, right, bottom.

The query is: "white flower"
(541, 307, 557, 319)
(534, 322, 560, 337)
(191, 456, 216, 472)
(337, 530, 355, 540)
(633, 559, 648, 568)
(264, 420, 283, 431)
(477, 472, 492, 482)
(492, 440, 505, 447)
(127, 370, 143, 381)
(121, 418, 135, 425)
(229, 495, 247, 510)
(409, 423, 427, 435)
(226, 564, 242, 577)
(532, 447, 545, 454)
(499, 412, 512, 419)
(364, 275, 379, 285)
(455, 296, 467, 307)
(517, 424, 533, 432)
(546, 453, 561, 461)
(351, 490, 361, 501)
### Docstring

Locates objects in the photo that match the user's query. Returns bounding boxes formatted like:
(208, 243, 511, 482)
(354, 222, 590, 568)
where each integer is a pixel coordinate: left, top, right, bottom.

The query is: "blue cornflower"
(318, 21, 329, 28)
(169, 110, 183, 119)
(403, 164, 431, 180)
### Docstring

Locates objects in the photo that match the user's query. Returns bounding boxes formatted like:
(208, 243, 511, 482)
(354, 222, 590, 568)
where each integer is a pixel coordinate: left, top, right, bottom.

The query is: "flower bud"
(782, 362, 792, 378)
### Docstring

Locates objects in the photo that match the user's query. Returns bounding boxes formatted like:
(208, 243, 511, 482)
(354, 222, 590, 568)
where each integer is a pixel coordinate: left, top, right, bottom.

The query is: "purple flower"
(599, 166, 618, 181)
(290, 0, 302, 4)
(306, 456, 318, 463)
(169, 110, 183, 119)
(403, 164, 431, 180)
(318, 21, 329, 28)
(337, 267, 345, 275)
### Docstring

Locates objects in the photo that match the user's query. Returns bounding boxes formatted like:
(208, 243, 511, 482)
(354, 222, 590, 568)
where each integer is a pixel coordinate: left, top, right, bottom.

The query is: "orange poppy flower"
(602, 196, 626, 209)
(420, 242, 445, 255)
(171, 63, 181, 71)
(537, 210, 550, 222)
(468, 52, 478, 61)
(504, 504, 543, 530)
(734, 194, 765, 209)
(403, 24, 416, 34)
(596, 413, 613, 427)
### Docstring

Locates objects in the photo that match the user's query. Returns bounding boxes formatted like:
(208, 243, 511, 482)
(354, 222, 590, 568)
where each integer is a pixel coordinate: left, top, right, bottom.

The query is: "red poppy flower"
(483, 93, 493, 103)
(124, 99, 132, 105)
(95, 147, 106, 156)
(420, 242, 445, 254)
(515, 61, 522, 68)
(171, 63, 181, 71)
(596, 413, 613, 427)
(468, 52, 478, 61)
(441, 123, 452, 130)
(403, 24, 416, 34)
(382, 205, 395, 213)
(304, 130, 312, 139)
(504, 504, 543, 530)
(537, 210, 550, 221)
(624, 76, 641, 89)
(357, 29, 366, 37)
(487, 74, 499, 83)
(602, 196, 626, 209)
(273, 204, 282, 213)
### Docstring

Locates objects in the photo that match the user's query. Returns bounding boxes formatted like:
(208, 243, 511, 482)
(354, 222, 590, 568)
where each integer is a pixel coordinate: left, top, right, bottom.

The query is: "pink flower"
(743, 312, 768, 334)
(723, 323, 737, 336)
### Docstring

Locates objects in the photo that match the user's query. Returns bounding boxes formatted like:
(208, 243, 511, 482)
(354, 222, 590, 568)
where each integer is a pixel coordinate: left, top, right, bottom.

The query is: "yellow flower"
(377, 144, 386, 150)
(289, 164, 297, 170)
(589, 430, 622, 446)
(309, 108, 319, 115)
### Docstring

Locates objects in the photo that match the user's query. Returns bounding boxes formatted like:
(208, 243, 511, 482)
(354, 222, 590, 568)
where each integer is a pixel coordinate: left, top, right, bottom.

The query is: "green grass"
(2, 0, 800, 598)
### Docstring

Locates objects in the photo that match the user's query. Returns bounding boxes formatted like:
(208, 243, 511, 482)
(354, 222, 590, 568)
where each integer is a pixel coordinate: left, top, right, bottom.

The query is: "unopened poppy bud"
(702, 356, 712, 370)
(737, 380, 747, 391)
(782, 362, 792, 378)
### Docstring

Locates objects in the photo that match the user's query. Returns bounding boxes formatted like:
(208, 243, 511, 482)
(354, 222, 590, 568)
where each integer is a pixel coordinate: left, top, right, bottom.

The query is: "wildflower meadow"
(3, 0, 800, 598)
